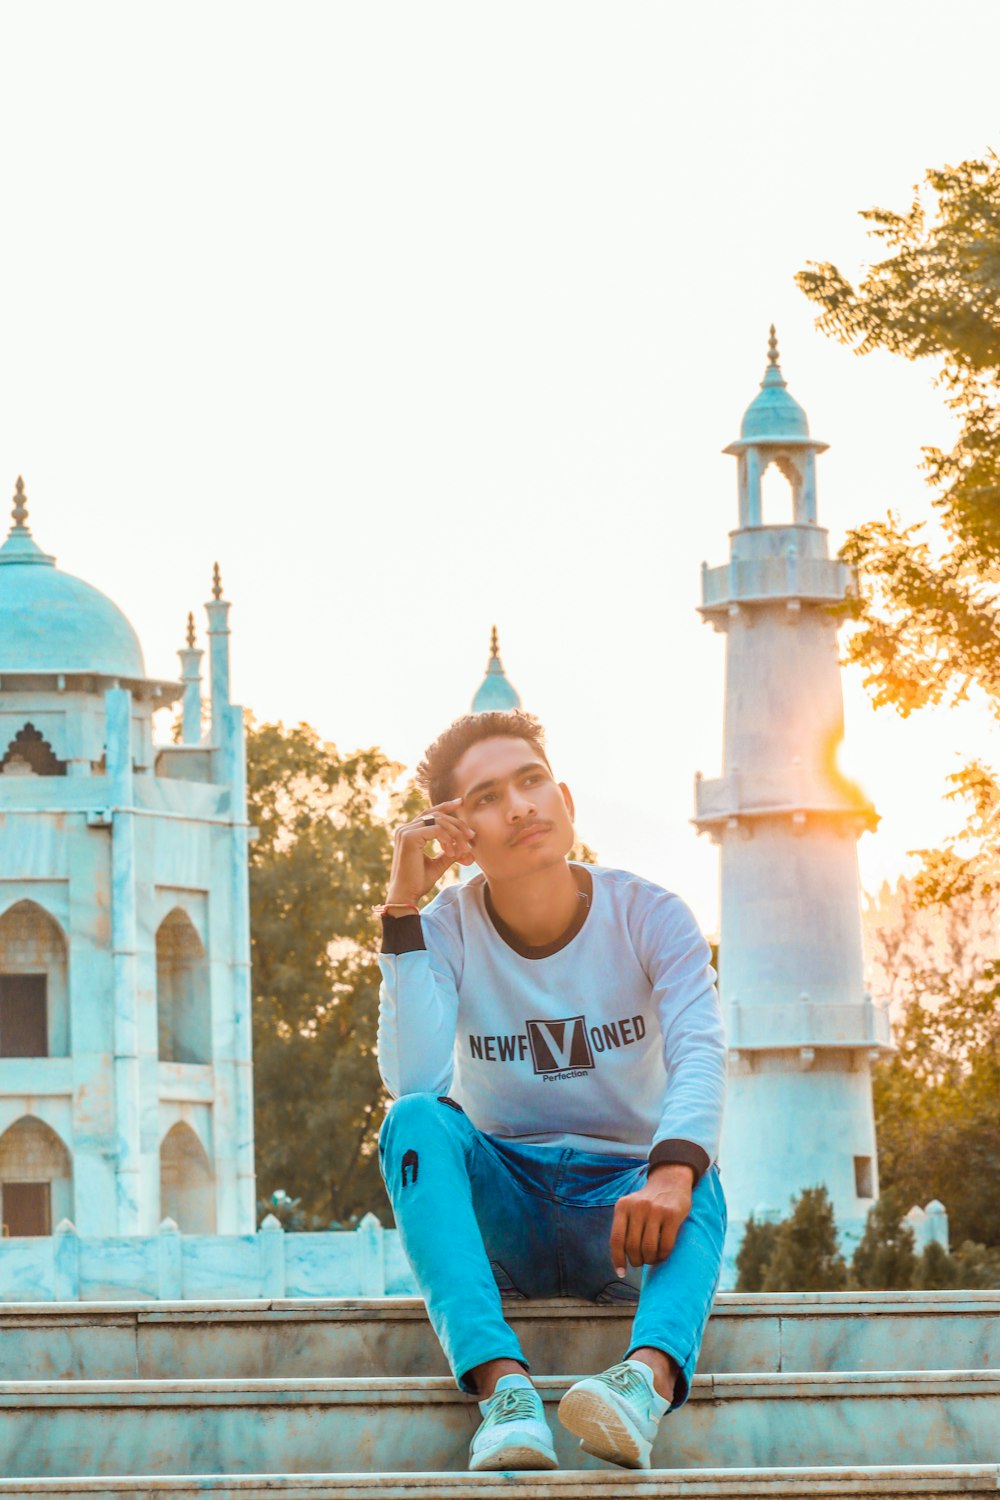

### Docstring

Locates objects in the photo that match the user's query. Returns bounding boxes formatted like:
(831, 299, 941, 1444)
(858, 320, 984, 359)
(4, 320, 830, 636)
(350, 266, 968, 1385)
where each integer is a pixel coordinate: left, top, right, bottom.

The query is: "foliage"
(912, 1240, 961, 1290)
(913, 1240, 1000, 1290)
(760, 1187, 848, 1292)
(851, 1190, 916, 1290)
(865, 878, 1000, 1248)
(256, 1189, 310, 1233)
(797, 154, 1000, 900)
(247, 719, 423, 1228)
(734, 1214, 781, 1293)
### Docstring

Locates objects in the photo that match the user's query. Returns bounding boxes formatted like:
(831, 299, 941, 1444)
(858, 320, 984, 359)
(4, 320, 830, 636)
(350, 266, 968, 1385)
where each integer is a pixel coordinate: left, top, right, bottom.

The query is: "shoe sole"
(558, 1385, 651, 1470)
(469, 1440, 559, 1472)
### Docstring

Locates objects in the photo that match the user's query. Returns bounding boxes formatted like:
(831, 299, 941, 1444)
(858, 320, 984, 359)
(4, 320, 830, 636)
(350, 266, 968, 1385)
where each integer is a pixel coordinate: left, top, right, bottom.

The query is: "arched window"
(0, 1117, 73, 1236)
(0, 901, 70, 1057)
(160, 1122, 215, 1233)
(156, 909, 210, 1065)
(1, 724, 66, 777)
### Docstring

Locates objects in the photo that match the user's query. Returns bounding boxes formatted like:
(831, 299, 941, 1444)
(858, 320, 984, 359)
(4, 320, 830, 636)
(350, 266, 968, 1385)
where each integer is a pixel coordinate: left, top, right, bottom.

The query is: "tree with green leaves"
(912, 1240, 962, 1290)
(734, 1214, 781, 1293)
(247, 719, 424, 1227)
(865, 877, 1000, 1249)
(761, 1187, 848, 1292)
(851, 1189, 916, 1290)
(797, 154, 1000, 902)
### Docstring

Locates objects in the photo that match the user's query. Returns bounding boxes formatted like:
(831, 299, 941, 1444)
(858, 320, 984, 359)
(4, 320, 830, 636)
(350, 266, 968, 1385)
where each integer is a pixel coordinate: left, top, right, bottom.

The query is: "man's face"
(452, 735, 576, 881)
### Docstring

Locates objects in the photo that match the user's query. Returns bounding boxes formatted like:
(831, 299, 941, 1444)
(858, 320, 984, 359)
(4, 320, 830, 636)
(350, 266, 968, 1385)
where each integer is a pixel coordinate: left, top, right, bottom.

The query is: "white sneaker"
(558, 1358, 669, 1469)
(469, 1373, 559, 1472)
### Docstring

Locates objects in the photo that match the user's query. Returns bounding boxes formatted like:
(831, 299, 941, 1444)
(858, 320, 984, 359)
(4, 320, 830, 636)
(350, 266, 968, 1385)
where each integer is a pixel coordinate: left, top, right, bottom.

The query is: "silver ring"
(421, 815, 436, 827)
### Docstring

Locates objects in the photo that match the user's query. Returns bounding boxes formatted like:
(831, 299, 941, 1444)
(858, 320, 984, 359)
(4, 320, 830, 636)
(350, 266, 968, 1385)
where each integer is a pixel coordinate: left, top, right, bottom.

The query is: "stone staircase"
(0, 1291, 996, 1495)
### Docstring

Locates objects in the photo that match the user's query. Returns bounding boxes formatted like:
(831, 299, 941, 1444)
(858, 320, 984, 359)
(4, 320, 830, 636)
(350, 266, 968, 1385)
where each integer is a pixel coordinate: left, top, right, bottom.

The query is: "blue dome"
(0, 520, 145, 679)
(472, 627, 521, 713)
(739, 327, 810, 442)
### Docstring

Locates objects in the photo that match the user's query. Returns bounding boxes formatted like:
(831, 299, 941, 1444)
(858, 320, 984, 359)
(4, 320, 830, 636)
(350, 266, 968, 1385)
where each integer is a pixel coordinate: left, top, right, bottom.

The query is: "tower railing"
(700, 554, 850, 610)
(694, 765, 875, 823)
(726, 998, 892, 1052)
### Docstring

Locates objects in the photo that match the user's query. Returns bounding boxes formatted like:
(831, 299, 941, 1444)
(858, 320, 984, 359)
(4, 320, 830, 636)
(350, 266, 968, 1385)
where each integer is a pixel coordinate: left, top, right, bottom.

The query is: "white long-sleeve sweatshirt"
(376, 864, 726, 1180)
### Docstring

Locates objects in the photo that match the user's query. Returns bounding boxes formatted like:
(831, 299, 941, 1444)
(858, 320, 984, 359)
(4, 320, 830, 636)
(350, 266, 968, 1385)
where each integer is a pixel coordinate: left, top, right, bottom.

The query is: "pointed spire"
(212, 562, 223, 601)
(186, 612, 196, 647)
(472, 625, 521, 712)
(11, 476, 29, 531)
(761, 324, 787, 390)
(0, 476, 54, 566)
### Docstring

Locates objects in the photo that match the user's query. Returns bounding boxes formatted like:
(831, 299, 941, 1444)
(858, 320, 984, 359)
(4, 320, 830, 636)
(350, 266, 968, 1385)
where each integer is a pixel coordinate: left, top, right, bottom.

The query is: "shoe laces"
(603, 1361, 652, 1403)
(482, 1386, 540, 1428)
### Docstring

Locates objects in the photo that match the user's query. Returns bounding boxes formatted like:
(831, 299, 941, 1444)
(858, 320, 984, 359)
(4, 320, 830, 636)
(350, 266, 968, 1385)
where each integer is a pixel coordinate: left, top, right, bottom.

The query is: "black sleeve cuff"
(648, 1138, 711, 1186)
(380, 913, 426, 955)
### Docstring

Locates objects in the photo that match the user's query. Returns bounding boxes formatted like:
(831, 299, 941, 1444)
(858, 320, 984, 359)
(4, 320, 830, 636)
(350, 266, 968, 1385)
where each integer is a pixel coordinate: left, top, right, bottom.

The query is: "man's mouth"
(511, 822, 552, 847)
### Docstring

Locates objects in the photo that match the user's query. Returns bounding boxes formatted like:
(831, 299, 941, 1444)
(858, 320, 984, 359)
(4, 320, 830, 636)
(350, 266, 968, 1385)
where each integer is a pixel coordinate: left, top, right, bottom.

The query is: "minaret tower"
(694, 330, 891, 1277)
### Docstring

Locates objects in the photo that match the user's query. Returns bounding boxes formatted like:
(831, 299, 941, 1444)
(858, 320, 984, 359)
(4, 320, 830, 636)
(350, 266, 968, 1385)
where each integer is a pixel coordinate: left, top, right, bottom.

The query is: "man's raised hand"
(609, 1163, 694, 1277)
(385, 798, 478, 907)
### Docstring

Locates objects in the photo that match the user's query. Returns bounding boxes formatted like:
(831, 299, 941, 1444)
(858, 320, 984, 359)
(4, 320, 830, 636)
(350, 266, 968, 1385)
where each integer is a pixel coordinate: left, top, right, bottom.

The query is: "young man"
(376, 710, 726, 1472)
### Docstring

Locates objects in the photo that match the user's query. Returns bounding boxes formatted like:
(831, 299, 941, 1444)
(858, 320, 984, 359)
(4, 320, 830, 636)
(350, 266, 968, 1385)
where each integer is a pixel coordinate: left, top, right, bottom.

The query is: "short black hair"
(415, 711, 552, 807)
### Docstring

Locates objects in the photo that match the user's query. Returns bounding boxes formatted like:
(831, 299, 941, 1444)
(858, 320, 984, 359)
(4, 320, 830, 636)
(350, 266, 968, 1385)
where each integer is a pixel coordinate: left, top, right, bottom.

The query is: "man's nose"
(507, 789, 536, 820)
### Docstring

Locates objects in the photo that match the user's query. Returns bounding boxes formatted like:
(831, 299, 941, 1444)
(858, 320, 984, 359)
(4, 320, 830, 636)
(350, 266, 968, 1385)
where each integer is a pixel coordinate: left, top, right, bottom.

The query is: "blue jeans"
(378, 1093, 727, 1404)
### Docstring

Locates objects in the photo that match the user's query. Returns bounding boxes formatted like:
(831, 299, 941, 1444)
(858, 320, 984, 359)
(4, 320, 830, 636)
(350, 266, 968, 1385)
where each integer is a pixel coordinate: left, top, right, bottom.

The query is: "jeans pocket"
(490, 1259, 528, 1301)
(594, 1277, 641, 1306)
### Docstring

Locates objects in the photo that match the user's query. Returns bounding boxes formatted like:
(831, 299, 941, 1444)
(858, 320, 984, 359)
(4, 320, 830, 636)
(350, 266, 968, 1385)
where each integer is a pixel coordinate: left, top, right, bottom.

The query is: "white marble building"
(0, 479, 254, 1239)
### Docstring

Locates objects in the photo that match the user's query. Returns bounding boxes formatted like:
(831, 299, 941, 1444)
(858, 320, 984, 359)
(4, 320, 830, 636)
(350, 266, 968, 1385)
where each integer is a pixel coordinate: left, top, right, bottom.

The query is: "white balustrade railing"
(0, 1213, 418, 1302)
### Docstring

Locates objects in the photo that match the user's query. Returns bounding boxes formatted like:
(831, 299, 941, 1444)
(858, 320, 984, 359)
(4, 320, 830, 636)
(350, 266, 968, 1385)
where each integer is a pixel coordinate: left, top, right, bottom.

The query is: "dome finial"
(11, 477, 29, 532)
(768, 324, 780, 367)
(212, 562, 223, 601)
(490, 624, 500, 659)
(186, 611, 196, 648)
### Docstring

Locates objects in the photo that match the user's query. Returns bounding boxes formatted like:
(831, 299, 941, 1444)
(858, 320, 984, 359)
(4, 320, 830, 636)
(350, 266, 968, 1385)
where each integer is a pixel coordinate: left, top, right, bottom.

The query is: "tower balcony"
(694, 764, 878, 834)
(726, 997, 893, 1055)
(699, 553, 852, 617)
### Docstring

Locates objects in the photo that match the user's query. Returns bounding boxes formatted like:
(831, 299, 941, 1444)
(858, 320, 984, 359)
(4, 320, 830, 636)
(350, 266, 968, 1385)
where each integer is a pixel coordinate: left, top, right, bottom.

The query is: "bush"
(912, 1240, 962, 1289)
(735, 1215, 782, 1292)
(952, 1241, 1000, 1289)
(851, 1190, 917, 1290)
(761, 1187, 848, 1292)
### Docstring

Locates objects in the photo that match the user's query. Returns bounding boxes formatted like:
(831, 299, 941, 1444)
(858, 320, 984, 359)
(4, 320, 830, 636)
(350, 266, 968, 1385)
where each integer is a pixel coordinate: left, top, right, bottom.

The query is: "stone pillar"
(106, 688, 142, 1234)
(179, 614, 203, 745)
(205, 565, 231, 746)
(224, 702, 256, 1232)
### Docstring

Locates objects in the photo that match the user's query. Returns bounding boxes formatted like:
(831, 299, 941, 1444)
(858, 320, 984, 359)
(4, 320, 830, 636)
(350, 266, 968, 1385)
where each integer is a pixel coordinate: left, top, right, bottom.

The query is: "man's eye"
(477, 792, 495, 806)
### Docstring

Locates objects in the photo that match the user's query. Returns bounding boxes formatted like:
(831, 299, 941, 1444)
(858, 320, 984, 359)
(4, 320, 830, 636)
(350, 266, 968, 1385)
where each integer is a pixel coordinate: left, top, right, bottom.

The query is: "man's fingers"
(656, 1213, 681, 1261)
(609, 1203, 628, 1276)
(623, 1203, 647, 1271)
(404, 812, 475, 853)
(639, 1215, 663, 1266)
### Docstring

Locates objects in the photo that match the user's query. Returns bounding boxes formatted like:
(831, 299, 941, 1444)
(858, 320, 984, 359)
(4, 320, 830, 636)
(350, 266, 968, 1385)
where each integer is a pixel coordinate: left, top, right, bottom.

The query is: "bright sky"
(0, 2, 996, 934)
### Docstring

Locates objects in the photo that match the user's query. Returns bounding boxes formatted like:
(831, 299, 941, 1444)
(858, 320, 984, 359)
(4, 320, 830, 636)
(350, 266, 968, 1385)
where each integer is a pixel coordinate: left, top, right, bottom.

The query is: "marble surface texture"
(0, 1371, 996, 1476)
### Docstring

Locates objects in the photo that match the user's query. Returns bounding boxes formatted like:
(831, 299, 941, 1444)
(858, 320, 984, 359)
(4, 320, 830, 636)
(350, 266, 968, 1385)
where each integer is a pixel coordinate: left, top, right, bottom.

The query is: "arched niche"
(159, 1121, 216, 1233)
(760, 453, 803, 524)
(156, 909, 211, 1065)
(0, 901, 70, 1057)
(0, 1116, 73, 1236)
(1, 724, 66, 777)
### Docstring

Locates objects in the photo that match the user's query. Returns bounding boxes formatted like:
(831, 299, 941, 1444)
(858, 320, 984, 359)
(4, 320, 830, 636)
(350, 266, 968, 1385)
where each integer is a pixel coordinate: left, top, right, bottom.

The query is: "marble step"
(0, 1467, 995, 1499)
(0, 1371, 996, 1477)
(1, 1291, 997, 1381)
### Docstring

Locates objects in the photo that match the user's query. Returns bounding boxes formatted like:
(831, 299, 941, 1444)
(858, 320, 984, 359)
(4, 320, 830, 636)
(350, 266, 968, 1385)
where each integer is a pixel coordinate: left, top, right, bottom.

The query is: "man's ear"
(559, 782, 575, 823)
